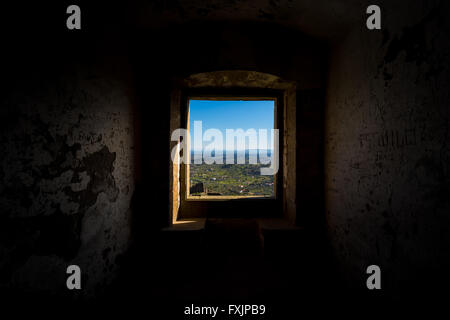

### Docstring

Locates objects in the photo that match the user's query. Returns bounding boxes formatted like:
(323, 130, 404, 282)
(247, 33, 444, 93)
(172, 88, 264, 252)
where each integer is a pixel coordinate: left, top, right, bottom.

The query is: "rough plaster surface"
(0, 63, 135, 297)
(325, 0, 450, 292)
(135, 0, 359, 39)
(184, 71, 296, 89)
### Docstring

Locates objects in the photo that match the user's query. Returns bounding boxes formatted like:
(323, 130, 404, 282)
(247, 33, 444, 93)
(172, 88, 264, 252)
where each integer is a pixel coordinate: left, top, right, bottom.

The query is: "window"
(187, 98, 277, 199)
(169, 71, 296, 222)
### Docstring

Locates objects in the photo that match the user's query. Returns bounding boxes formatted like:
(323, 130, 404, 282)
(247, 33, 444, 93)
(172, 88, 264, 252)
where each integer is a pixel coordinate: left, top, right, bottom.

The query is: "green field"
(189, 163, 274, 197)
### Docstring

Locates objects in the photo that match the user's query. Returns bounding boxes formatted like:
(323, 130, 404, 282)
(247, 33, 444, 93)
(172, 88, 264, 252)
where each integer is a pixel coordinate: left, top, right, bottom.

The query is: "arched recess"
(169, 71, 296, 225)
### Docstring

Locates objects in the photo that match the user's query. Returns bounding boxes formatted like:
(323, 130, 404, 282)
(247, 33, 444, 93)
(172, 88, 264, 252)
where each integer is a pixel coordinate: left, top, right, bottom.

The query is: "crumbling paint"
(0, 62, 135, 297)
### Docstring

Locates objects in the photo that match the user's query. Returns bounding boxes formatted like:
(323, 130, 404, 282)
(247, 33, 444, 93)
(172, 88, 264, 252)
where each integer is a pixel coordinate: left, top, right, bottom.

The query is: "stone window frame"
(170, 71, 296, 224)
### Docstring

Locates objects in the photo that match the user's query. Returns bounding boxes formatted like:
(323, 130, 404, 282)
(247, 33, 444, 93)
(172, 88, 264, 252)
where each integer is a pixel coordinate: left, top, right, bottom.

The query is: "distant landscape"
(189, 150, 275, 197)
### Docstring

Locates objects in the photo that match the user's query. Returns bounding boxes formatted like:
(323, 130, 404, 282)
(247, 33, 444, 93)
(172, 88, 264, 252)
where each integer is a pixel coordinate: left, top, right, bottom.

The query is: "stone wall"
(0, 57, 136, 298)
(325, 0, 450, 294)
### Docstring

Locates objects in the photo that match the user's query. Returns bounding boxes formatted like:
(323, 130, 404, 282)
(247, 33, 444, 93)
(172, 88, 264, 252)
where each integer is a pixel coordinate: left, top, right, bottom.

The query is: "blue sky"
(189, 100, 275, 151)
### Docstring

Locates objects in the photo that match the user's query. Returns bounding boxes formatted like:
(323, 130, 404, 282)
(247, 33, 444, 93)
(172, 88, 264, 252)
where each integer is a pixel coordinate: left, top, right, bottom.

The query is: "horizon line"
(191, 148, 274, 151)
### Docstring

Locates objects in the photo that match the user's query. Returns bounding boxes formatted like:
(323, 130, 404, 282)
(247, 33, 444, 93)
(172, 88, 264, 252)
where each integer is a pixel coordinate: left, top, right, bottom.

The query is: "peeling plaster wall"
(325, 0, 450, 294)
(0, 60, 135, 298)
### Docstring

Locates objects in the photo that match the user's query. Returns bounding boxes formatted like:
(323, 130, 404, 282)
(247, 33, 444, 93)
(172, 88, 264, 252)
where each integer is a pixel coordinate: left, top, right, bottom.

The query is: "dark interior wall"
(0, 3, 137, 296)
(2, 0, 449, 307)
(325, 0, 450, 296)
(297, 88, 326, 227)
